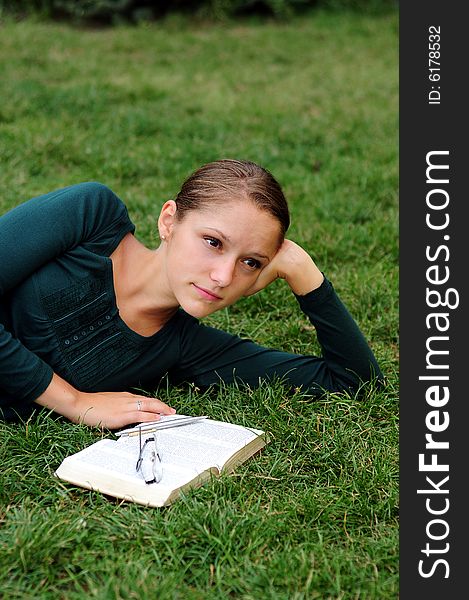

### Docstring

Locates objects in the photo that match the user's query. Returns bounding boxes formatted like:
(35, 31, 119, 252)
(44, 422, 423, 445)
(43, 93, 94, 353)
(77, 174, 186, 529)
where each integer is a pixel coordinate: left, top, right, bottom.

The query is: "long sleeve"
(169, 277, 383, 396)
(0, 182, 134, 404)
(293, 277, 383, 390)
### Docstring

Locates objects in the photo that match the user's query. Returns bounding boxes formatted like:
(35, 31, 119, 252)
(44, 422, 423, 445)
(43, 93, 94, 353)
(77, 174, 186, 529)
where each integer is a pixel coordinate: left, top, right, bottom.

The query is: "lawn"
(0, 9, 398, 599)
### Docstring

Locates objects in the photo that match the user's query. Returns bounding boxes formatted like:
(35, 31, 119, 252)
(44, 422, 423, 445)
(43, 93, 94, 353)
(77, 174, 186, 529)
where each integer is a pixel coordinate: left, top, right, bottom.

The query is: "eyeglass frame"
(136, 428, 163, 484)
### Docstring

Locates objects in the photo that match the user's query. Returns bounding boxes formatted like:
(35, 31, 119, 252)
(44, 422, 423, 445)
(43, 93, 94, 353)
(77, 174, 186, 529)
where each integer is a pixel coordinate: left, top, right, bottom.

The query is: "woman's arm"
(0, 183, 131, 411)
(34, 373, 175, 429)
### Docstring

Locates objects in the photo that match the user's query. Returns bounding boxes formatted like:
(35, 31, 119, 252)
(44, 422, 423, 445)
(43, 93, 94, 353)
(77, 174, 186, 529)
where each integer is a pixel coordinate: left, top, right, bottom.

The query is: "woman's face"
(160, 199, 281, 318)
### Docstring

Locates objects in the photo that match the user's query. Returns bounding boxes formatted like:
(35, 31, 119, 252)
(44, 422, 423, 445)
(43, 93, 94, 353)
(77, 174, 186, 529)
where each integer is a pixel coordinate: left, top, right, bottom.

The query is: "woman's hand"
(35, 373, 176, 429)
(244, 239, 324, 297)
(72, 390, 176, 429)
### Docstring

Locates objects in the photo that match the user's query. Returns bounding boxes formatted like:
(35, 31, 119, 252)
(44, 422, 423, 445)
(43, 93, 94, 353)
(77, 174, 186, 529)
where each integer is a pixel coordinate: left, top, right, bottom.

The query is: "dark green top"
(0, 182, 382, 421)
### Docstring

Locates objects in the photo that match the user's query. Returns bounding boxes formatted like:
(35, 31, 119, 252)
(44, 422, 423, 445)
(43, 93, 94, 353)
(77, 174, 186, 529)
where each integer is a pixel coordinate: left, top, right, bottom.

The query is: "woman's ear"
(158, 200, 177, 240)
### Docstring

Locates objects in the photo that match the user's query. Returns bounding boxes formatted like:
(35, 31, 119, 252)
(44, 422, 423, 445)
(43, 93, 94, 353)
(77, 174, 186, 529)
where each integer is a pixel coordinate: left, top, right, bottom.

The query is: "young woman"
(0, 159, 382, 429)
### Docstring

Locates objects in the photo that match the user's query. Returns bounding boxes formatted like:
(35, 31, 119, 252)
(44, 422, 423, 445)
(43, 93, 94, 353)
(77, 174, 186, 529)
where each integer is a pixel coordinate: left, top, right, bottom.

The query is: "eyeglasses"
(136, 428, 163, 484)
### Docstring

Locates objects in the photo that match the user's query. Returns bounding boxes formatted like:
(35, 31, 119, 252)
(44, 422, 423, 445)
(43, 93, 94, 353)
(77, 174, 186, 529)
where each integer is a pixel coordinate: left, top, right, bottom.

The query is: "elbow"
(333, 361, 386, 396)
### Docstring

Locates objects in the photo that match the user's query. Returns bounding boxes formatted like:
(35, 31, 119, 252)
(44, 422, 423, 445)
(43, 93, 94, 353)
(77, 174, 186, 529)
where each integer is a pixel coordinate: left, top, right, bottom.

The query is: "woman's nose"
(210, 257, 236, 287)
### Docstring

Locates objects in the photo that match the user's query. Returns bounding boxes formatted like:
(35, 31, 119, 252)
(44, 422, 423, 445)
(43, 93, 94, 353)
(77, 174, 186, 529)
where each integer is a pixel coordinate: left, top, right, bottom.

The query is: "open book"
(54, 415, 268, 507)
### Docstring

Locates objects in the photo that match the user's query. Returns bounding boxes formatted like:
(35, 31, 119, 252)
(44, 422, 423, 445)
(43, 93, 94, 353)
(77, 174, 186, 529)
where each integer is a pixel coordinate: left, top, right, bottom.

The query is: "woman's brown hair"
(174, 159, 290, 240)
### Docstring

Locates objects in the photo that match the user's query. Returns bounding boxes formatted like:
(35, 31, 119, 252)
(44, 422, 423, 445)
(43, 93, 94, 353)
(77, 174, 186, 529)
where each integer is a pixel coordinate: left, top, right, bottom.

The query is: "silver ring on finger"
(136, 400, 142, 411)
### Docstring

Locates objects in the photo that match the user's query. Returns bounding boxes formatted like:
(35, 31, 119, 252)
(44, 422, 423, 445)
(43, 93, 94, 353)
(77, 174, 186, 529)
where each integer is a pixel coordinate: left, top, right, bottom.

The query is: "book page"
(117, 418, 263, 472)
(58, 439, 207, 493)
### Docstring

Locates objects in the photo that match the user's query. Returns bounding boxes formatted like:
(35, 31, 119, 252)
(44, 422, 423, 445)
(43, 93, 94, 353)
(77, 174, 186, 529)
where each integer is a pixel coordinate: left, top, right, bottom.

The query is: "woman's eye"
(243, 258, 261, 270)
(204, 237, 221, 249)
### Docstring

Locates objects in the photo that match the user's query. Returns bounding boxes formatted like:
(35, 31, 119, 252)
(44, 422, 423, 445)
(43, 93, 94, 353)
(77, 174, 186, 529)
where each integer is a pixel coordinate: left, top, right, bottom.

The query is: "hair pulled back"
(174, 159, 290, 239)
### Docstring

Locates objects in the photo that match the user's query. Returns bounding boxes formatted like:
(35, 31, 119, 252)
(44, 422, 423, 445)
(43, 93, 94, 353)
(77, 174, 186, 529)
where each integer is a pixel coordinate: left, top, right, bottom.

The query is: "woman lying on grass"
(0, 159, 382, 428)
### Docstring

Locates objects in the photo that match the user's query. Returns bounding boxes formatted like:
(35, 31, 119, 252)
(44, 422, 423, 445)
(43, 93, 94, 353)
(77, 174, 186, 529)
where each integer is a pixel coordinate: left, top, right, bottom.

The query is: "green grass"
(0, 10, 398, 599)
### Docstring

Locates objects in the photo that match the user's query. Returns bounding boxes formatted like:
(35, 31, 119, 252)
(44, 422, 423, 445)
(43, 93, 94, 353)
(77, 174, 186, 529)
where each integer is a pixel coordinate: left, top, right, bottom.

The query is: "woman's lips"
(192, 284, 222, 301)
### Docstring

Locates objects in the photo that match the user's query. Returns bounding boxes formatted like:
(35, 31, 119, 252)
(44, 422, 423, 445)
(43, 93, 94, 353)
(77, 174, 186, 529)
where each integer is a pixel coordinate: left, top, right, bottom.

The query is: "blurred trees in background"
(0, 0, 397, 23)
